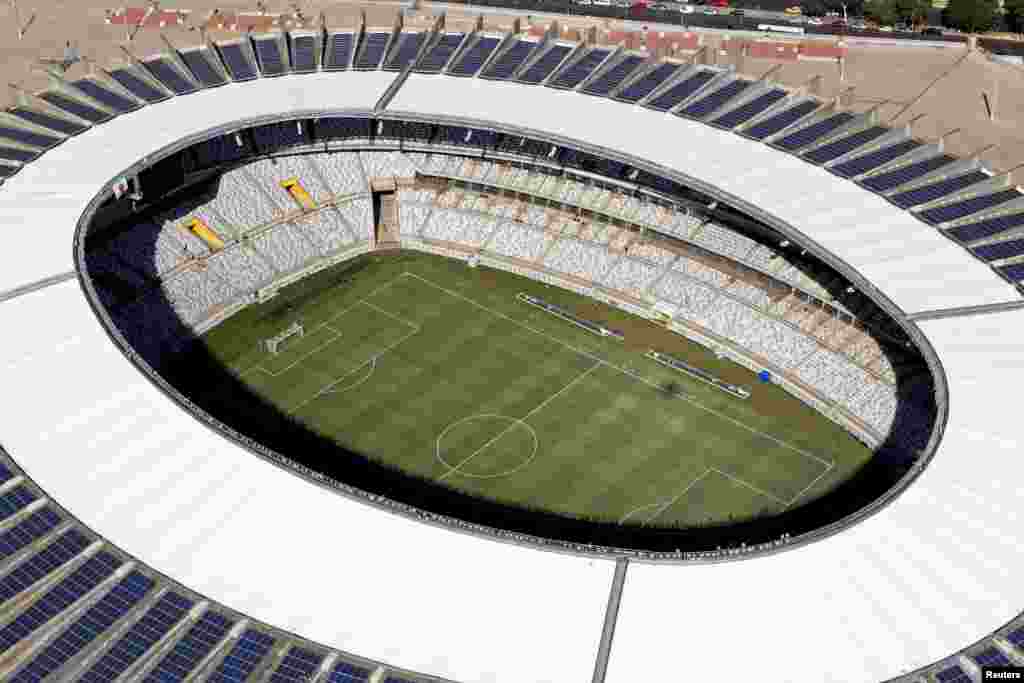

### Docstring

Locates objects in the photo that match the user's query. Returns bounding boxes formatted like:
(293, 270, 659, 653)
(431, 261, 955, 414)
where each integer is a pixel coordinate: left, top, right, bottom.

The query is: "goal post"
(263, 321, 305, 355)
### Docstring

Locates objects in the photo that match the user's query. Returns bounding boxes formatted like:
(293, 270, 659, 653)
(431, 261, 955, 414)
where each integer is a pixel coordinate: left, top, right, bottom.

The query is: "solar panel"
(142, 58, 196, 95)
(291, 35, 318, 73)
(326, 660, 371, 682)
(518, 44, 574, 85)
(804, 126, 889, 164)
(416, 33, 464, 73)
(449, 36, 499, 76)
(72, 79, 140, 112)
(0, 462, 12, 483)
(773, 112, 856, 151)
(860, 154, 956, 192)
(710, 88, 787, 129)
(254, 37, 287, 76)
(385, 33, 426, 71)
(890, 170, 988, 208)
(10, 571, 154, 683)
(355, 33, 389, 69)
(831, 139, 921, 178)
(143, 610, 235, 682)
(0, 507, 61, 561)
(0, 146, 37, 163)
(935, 665, 972, 683)
(0, 529, 90, 604)
(0, 485, 37, 521)
(581, 55, 644, 96)
(972, 237, 1024, 262)
(269, 646, 324, 682)
(181, 49, 227, 87)
(9, 108, 84, 135)
(1007, 626, 1024, 648)
(616, 62, 681, 103)
(646, 70, 716, 112)
(1000, 262, 1024, 281)
(218, 43, 258, 81)
(972, 646, 1013, 667)
(948, 212, 1024, 243)
(549, 48, 610, 89)
(78, 591, 195, 682)
(324, 33, 353, 70)
(0, 126, 59, 148)
(208, 629, 276, 683)
(680, 79, 751, 119)
(0, 550, 121, 654)
(109, 68, 168, 102)
(38, 92, 110, 123)
(920, 188, 1021, 224)
(482, 40, 537, 80)
(743, 99, 819, 140)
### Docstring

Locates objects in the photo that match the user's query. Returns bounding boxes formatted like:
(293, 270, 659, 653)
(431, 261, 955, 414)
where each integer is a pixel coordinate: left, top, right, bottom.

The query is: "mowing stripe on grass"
(404, 271, 834, 470)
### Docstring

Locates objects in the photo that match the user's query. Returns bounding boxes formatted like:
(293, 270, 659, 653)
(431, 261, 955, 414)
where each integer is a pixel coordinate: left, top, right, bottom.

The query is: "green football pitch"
(202, 250, 874, 529)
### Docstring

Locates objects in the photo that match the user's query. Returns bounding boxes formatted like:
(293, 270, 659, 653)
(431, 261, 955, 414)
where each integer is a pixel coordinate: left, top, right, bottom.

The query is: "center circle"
(435, 414, 540, 479)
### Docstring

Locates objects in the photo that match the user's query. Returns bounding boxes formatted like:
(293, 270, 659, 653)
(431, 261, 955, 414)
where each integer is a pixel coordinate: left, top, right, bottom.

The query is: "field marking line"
(286, 323, 420, 415)
(322, 358, 377, 395)
(618, 501, 664, 526)
(709, 467, 788, 506)
(782, 462, 835, 511)
(403, 271, 834, 469)
(642, 468, 713, 526)
(238, 274, 409, 379)
(257, 329, 344, 377)
(360, 299, 420, 331)
(438, 361, 601, 483)
(434, 414, 541, 479)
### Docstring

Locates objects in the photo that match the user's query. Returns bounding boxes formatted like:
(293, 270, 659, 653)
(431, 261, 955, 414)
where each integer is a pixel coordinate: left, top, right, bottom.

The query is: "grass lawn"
(202, 250, 874, 528)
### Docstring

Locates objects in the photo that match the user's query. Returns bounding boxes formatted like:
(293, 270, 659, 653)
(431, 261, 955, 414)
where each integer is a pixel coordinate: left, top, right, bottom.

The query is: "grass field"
(202, 250, 874, 529)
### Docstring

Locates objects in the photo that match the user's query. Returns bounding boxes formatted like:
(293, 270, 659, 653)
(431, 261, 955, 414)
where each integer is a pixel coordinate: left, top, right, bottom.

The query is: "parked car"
(703, 6, 718, 13)
(879, 25, 893, 32)
(807, 17, 823, 25)
(922, 26, 943, 37)
(681, 4, 696, 12)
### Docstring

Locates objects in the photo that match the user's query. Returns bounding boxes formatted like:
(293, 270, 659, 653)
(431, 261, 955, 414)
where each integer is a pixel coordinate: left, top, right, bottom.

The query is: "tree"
(943, 0, 998, 32)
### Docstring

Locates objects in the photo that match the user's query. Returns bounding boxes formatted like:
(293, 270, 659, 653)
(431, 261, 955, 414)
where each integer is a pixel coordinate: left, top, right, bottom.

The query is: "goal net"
(263, 322, 305, 355)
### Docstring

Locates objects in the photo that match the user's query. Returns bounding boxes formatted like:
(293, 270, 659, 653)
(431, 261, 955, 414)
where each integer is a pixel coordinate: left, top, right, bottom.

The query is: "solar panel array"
(78, 591, 195, 682)
(935, 664, 973, 683)
(482, 40, 537, 80)
(143, 609, 235, 682)
(208, 628, 276, 682)
(859, 154, 955, 192)
(416, 33, 464, 73)
(38, 92, 109, 123)
(1007, 626, 1024, 648)
(549, 48, 610, 90)
(180, 50, 227, 88)
(385, 33, 426, 71)
(680, 79, 751, 119)
(355, 33, 390, 70)
(948, 212, 1024, 243)
(890, 170, 988, 208)
(326, 660, 371, 682)
(1000, 262, 1024, 280)
(218, 43, 258, 81)
(773, 112, 856, 151)
(0, 146, 37, 163)
(290, 35, 318, 73)
(803, 126, 889, 165)
(919, 188, 1021, 224)
(518, 44, 574, 85)
(972, 646, 1013, 667)
(646, 70, 716, 112)
(711, 88, 787, 129)
(0, 484, 36, 521)
(11, 571, 154, 683)
(0, 529, 90, 604)
(254, 38, 287, 76)
(615, 62, 680, 103)
(972, 237, 1024, 262)
(0, 506, 61, 560)
(449, 36, 499, 76)
(324, 33, 354, 70)
(269, 645, 324, 682)
(0, 550, 122, 653)
(581, 55, 644, 96)
(9, 108, 84, 135)
(0, 126, 59, 148)
(831, 139, 921, 178)
(142, 59, 196, 96)
(743, 99, 819, 140)
(108, 69, 167, 102)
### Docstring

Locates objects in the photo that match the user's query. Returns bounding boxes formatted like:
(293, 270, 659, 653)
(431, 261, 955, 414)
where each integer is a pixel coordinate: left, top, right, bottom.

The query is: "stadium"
(0, 1, 1022, 682)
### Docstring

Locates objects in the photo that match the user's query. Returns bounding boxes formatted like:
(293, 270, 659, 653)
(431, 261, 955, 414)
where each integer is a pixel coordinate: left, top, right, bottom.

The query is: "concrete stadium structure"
(0, 13, 1023, 683)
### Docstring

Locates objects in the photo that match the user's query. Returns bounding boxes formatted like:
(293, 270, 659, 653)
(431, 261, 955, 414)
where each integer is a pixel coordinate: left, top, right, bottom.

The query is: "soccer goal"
(263, 322, 305, 355)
